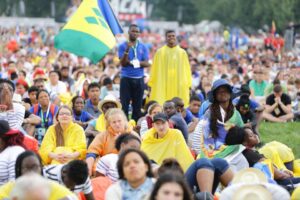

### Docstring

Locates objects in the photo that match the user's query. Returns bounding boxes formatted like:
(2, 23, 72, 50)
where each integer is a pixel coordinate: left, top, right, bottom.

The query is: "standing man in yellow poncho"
(148, 30, 192, 106)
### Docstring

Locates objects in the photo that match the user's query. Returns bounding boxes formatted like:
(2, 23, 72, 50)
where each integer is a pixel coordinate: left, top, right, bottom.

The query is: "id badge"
(35, 128, 46, 137)
(132, 59, 140, 68)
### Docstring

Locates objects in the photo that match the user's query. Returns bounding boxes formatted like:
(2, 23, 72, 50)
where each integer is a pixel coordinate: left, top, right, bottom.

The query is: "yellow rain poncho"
(148, 45, 192, 106)
(259, 141, 294, 170)
(141, 128, 194, 172)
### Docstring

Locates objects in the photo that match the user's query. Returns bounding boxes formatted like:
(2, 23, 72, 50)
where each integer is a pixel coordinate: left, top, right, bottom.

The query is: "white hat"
(98, 94, 121, 112)
(232, 184, 272, 200)
(232, 168, 267, 184)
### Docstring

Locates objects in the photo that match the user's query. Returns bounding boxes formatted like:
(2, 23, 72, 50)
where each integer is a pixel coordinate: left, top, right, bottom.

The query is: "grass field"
(259, 122, 300, 158)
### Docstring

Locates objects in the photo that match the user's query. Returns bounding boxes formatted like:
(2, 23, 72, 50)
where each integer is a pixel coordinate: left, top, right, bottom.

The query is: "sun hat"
(207, 79, 233, 102)
(232, 184, 272, 200)
(98, 94, 121, 112)
(232, 168, 268, 184)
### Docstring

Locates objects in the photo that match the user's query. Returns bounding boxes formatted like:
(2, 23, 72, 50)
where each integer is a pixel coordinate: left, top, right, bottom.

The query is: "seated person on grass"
(263, 84, 294, 122)
(226, 126, 300, 187)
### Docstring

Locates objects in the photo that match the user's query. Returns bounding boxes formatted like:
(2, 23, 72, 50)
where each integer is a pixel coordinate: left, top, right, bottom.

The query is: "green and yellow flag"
(55, 0, 122, 63)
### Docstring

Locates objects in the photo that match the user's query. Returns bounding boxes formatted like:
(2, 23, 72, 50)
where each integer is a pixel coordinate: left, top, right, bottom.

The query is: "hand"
(283, 170, 294, 178)
(127, 41, 134, 49)
(60, 153, 75, 163)
(244, 123, 252, 128)
(53, 153, 66, 163)
(75, 121, 85, 127)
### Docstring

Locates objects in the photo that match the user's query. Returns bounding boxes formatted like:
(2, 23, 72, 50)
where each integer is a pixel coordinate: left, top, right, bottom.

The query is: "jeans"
(185, 158, 229, 194)
(120, 77, 144, 122)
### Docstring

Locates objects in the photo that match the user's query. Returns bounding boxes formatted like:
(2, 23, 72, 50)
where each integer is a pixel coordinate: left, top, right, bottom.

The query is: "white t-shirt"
(46, 81, 67, 96)
(96, 154, 119, 182)
(43, 164, 92, 194)
(0, 146, 25, 186)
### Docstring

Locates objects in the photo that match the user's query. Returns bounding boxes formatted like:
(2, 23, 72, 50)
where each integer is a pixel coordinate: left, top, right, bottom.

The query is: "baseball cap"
(153, 113, 168, 123)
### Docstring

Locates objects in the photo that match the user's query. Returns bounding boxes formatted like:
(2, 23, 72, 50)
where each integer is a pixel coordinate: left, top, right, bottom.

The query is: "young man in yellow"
(141, 113, 194, 171)
(148, 30, 192, 106)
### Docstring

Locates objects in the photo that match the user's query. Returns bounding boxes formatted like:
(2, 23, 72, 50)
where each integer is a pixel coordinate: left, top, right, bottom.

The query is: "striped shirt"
(0, 146, 25, 186)
(0, 103, 25, 129)
(43, 164, 92, 194)
(191, 120, 205, 155)
(96, 154, 119, 182)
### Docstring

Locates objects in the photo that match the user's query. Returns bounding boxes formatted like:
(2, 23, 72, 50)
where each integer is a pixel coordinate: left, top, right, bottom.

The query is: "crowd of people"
(0, 21, 300, 200)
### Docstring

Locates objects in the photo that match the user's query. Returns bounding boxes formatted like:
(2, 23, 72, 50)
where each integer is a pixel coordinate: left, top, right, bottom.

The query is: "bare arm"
(278, 101, 292, 114)
(140, 61, 150, 68)
(264, 103, 278, 113)
(120, 42, 133, 67)
(24, 114, 41, 125)
(85, 124, 100, 137)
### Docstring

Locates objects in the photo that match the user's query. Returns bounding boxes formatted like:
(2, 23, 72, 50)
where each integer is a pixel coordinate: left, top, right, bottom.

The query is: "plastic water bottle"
(128, 103, 133, 120)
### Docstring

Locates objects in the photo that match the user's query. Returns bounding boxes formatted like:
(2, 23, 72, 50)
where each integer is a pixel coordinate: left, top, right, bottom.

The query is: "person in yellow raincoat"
(39, 105, 87, 165)
(141, 113, 194, 172)
(148, 30, 192, 106)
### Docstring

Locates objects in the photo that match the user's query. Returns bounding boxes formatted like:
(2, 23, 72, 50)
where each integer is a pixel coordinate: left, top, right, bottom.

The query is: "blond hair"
(105, 108, 128, 129)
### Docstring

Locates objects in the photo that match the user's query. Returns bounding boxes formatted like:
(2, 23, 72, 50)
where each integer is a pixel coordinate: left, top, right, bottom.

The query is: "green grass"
(259, 122, 300, 158)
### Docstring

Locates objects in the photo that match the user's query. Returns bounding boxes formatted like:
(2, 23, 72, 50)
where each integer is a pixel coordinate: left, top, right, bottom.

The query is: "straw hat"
(232, 168, 267, 184)
(232, 184, 272, 200)
(98, 94, 121, 112)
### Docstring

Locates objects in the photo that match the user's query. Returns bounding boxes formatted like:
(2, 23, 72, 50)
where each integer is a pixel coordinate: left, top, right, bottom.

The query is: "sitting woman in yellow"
(141, 113, 194, 172)
(39, 105, 87, 165)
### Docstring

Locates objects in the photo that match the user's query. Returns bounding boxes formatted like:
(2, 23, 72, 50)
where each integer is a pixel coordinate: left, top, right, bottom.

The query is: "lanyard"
(131, 40, 139, 59)
(40, 103, 50, 128)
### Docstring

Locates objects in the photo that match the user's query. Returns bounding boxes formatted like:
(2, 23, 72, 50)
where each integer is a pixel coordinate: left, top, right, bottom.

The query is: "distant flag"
(54, 0, 123, 64)
(271, 20, 276, 35)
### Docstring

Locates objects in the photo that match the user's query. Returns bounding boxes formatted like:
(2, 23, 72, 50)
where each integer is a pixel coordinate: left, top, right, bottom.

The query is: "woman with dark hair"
(105, 149, 155, 200)
(0, 120, 25, 186)
(0, 151, 77, 200)
(15, 151, 43, 178)
(29, 89, 59, 144)
(192, 79, 248, 172)
(95, 133, 141, 181)
(39, 105, 86, 165)
(150, 172, 193, 200)
(71, 96, 94, 129)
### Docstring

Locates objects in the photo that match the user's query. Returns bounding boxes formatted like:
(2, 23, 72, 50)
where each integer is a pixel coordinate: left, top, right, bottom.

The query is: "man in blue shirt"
(118, 24, 150, 122)
(83, 83, 101, 118)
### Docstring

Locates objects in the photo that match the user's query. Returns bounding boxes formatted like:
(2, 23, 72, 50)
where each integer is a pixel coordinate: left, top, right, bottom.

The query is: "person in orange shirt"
(86, 108, 139, 175)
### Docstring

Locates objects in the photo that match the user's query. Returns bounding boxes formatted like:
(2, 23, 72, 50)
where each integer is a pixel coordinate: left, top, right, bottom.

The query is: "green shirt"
(249, 80, 268, 96)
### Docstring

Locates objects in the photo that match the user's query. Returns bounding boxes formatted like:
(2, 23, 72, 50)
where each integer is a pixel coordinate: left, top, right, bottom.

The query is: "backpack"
(33, 104, 56, 118)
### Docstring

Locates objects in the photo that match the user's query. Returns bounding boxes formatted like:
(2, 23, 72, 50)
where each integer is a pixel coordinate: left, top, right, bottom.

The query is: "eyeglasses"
(58, 112, 72, 116)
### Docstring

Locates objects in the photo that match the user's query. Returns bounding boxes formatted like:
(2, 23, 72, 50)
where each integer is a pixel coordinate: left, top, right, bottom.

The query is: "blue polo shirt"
(118, 41, 149, 78)
(83, 99, 101, 118)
